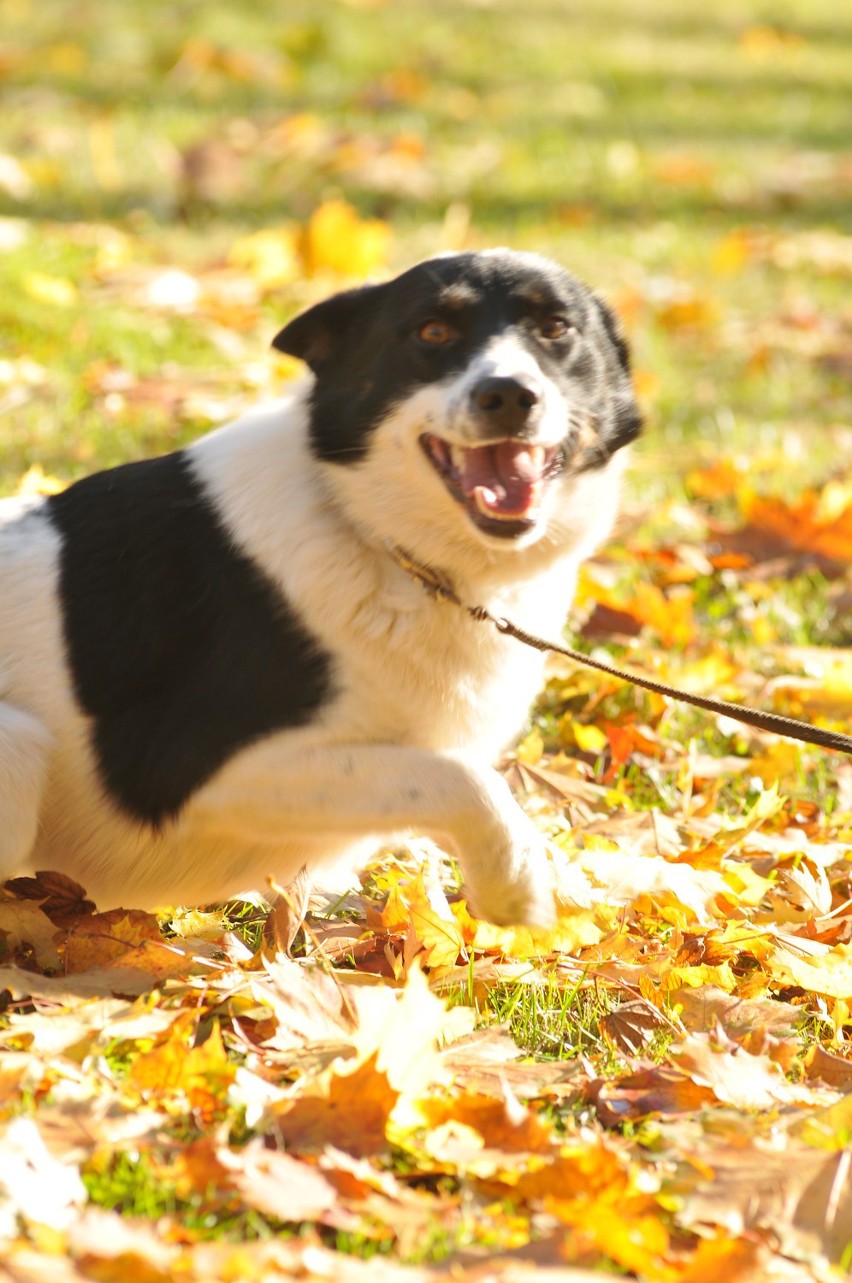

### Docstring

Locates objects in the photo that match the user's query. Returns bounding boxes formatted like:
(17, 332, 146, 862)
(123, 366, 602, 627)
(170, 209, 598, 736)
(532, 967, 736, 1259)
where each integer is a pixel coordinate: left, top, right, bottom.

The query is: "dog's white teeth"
(474, 487, 499, 516)
(449, 444, 468, 474)
(528, 445, 546, 470)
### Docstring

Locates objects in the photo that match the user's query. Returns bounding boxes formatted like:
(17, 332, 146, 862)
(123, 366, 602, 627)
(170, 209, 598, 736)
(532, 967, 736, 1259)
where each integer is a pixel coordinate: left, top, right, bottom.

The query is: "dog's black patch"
(47, 454, 333, 826)
(273, 250, 642, 467)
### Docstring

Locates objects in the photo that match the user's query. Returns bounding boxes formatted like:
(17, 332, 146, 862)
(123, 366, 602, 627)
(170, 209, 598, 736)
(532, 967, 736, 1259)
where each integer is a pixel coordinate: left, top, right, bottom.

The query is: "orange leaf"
(421, 1090, 554, 1153)
(678, 1235, 761, 1283)
(128, 1016, 236, 1119)
(557, 1202, 672, 1277)
(740, 484, 852, 562)
(629, 580, 696, 646)
(60, 909, 163, 973)
(273, 1052, 398, 1155)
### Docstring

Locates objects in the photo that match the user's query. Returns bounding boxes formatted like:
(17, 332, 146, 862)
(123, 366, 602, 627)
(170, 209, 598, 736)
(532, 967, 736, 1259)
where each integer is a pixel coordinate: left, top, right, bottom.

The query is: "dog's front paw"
(464, 819, 557, 929)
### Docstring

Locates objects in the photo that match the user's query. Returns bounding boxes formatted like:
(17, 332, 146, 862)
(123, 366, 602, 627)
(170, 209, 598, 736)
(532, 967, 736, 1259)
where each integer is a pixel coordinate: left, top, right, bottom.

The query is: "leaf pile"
(1, 469, 850, 1280)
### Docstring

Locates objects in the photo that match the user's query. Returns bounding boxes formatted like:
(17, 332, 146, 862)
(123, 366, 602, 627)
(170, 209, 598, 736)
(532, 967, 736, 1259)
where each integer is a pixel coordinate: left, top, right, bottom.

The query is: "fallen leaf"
(273, 1051, 398, 1155)
(673, 1032, 830, 1110)
(0, 902, 60, 970)
(217, 1139, 340, 1221)
(301, 199, 391, 277)
(0, 1118, 87, 1235)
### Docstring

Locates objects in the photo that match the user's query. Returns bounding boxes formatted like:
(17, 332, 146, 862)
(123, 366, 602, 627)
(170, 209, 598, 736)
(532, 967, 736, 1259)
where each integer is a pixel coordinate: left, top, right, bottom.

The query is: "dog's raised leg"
(0, 704, 52, 874)
(189, 743, 555, 927)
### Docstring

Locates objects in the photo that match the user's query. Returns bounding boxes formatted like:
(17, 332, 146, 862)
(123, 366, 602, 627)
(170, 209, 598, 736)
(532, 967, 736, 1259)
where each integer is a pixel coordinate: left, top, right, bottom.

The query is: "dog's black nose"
(470, 376, 541, 435)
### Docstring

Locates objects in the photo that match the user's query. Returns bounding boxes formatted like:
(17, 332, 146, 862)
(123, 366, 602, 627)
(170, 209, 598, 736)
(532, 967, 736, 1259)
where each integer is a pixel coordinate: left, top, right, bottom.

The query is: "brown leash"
(387, 544, 852, 757)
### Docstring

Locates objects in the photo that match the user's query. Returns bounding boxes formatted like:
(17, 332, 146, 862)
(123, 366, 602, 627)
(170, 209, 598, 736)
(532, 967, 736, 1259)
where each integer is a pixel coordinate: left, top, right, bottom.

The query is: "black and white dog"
(0, 250, 640, 925)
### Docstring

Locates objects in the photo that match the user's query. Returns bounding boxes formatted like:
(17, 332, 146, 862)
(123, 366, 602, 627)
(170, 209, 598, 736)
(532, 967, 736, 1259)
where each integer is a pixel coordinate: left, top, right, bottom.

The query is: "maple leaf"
(273, 1051, 398, 1156)
(127, 1015, 236, 1120)
(60, 909, 163, 974)
(673, 1031, 832, 1110)
(767, 942, 852, 1000)
(740, 484, 852, 563)
(588, 1064, 716, 1124)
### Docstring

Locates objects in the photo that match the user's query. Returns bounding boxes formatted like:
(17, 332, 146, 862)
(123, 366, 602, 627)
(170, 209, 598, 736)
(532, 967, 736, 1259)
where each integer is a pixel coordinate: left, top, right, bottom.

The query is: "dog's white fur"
(0, 332, 625, 923)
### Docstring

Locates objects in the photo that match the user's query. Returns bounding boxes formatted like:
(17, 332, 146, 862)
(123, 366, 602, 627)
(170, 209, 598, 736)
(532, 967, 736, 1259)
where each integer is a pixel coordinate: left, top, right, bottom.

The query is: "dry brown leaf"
(588, 1064, 716, 1124)
(0, 902, 60, 971)
(673, 1031, 833, 1110)
(60, 909, 163, 973)
(252, 955, 356, 1054)
(216, 1139, 340, 1221)
(273, 1052, 398, 1155)
(600, 998, 673, 1054)
(265, 864, 312, 956)
(802, 1044, 852, 1089)
(673, 985, 804, 1039)
(3, 870, 95, 923)
(678, 1139, 852, 1266)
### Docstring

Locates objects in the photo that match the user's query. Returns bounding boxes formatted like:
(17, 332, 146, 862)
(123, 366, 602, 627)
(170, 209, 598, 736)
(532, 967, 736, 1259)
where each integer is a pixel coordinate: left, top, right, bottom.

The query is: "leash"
(387, 543, 852, 757)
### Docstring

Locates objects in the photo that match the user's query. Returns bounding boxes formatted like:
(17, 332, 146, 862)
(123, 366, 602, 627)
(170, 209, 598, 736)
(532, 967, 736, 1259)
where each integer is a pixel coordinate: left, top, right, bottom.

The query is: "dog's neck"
(384, 541, 462, 605)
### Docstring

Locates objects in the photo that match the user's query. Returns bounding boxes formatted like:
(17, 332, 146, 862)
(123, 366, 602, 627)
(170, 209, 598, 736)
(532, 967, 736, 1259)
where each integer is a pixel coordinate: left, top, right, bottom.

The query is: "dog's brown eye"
(539, 317, 572, 340)
(417, 320, 457, 345)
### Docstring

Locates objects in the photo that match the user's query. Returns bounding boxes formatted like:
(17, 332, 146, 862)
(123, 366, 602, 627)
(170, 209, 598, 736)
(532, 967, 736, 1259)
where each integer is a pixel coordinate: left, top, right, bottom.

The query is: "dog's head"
(273, 250, 641, 576)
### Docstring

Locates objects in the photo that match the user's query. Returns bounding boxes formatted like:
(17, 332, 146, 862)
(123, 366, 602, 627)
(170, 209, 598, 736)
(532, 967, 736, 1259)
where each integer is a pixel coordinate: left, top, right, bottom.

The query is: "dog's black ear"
(590, 293, 632, 375)
(590, 293, 642, 449)
(272, 282, 385, 373)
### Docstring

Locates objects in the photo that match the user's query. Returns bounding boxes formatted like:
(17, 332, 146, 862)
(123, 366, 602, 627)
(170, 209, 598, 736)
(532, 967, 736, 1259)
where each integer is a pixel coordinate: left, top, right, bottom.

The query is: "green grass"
(2, 0, 851, 490)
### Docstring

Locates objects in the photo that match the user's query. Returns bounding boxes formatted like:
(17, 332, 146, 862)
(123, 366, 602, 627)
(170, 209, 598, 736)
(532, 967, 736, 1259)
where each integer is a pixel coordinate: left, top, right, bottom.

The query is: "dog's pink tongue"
(459, 442, 543, 516)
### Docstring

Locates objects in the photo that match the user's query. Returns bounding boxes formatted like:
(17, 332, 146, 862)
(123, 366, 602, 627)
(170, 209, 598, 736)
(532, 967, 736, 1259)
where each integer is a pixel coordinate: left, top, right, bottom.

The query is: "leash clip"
(385, 542, 459, 604)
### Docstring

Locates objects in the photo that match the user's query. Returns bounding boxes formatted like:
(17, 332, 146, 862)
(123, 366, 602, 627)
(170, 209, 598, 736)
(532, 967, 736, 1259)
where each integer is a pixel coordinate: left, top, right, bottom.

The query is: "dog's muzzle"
(419, 432, 565, 538)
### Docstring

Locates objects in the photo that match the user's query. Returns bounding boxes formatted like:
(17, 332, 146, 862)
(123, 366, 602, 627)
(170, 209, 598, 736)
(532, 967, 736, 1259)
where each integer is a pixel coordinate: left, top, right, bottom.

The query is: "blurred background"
(0, 0, 850, 497)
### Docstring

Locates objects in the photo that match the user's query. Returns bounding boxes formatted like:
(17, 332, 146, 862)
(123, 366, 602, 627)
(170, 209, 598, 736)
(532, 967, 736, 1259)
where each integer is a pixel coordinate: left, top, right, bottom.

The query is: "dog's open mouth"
(420, 434, 564, 537)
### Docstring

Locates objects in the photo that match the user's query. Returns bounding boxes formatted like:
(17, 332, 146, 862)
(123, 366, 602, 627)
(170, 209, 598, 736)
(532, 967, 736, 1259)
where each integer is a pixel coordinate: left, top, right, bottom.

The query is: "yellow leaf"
(572, 722, 608, 754)
(228, 227, 300, 288)
(789, 1095, 852, 1151)
(408, 895, 465, 970)
(15, 464, 66, 496)
(562, 1203, 672, 1277)
(454, 898, 608, 958)
(720, 862, 773, 906)
(128, 1016, 236, 1119)
(515, 726, 544, 765)
(23, 272, 77, 307)
(660, 962, 737, 993)
(712, 230, 756, 275)
(768, 943, 852, 1000)
(382, 870, 463, 968)
(301, 199, 391, 277)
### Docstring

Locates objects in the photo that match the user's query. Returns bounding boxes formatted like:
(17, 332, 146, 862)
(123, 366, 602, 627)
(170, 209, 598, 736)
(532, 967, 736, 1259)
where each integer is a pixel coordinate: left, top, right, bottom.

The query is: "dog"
(0, 250, 641, 926)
